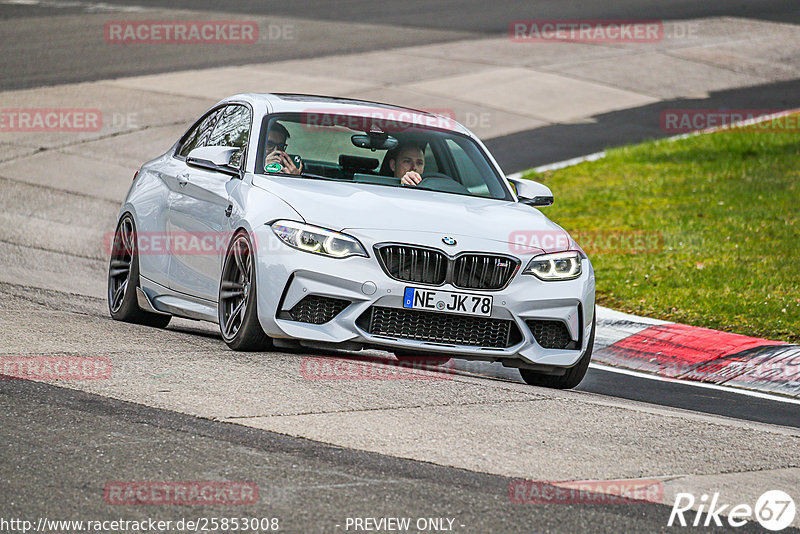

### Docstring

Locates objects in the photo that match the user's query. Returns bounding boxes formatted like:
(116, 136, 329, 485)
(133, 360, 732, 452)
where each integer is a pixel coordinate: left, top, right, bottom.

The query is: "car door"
(133, 107, 219, 290)
(159, 107, 223, 291)
(167, 104, 251, 301)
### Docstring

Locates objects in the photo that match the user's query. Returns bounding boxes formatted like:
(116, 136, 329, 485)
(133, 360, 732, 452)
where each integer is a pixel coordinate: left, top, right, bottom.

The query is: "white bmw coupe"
(108, 93, 596, 388)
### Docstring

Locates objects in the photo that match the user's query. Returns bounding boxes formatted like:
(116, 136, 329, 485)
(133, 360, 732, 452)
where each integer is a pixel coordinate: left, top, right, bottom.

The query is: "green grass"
(522, 117, 800, 343)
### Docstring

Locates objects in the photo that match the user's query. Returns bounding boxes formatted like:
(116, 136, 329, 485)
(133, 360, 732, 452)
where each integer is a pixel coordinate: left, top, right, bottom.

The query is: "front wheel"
(218, 231, 272, 351)
(519, 312, 595, 389)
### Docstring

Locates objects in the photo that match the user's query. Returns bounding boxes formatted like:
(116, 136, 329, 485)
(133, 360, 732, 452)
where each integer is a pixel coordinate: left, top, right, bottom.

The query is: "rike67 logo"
(669, 490, 796, 531)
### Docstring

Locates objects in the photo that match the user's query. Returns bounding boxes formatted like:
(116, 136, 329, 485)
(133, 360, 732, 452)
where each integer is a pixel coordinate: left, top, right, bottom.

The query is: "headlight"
(270, 220, 367, 258)
(523, 251, 582, 280)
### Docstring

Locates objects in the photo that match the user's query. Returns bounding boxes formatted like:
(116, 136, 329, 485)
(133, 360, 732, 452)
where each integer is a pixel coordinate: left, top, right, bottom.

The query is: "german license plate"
(403, 287, 493, 317)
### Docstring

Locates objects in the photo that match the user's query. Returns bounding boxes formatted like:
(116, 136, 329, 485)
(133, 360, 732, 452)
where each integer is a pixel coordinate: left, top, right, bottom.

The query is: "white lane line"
(531, 151, 607, 174)
(506, 151, 607, 180)
(596, 305, 671, 326)
(590, 363, 800, 405)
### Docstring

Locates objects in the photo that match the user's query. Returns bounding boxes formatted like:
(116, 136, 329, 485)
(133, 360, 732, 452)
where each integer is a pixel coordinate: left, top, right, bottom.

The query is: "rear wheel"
(218, 231, 272, 351)
(519, 313, 595, 389)
(107, 214, 171, 328)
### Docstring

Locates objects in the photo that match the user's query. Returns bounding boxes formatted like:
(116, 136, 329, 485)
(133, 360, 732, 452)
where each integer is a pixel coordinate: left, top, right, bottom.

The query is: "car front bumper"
(254, 226, 596, 368)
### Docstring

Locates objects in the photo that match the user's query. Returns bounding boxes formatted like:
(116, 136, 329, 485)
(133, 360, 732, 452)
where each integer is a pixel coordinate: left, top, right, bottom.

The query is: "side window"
(177, 108, 222, 158)
(423, 143, 439, 174)
(207, 105, 252, 168)
(445, 139, 489, 197)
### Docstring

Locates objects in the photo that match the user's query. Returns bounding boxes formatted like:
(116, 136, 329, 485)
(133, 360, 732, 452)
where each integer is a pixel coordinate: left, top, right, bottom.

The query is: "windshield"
(255, 112, 512, 200)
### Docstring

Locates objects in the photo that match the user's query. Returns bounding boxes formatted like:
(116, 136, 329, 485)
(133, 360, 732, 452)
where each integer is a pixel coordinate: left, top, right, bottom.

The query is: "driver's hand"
(265, 151, 282, 166)
(401, 171, 422, 186)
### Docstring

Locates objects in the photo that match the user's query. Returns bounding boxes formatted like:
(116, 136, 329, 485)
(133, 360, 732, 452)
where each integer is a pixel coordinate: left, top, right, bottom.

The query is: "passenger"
(264, 122, 302, 175)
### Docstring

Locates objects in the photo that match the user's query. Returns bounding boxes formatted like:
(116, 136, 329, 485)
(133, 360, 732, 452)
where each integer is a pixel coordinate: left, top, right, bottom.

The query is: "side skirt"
(139, 276, 218, 323)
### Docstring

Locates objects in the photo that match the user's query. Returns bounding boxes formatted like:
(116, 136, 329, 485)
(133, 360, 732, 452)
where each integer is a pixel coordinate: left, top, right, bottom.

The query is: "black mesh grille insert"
(364, 306, 520, 348)
(525, 320, 577, 349)
(376, 245, 519, 290)
(377, 245, 447, 285)
(286, 295, 350, 324)
(452, 254, 519, 290)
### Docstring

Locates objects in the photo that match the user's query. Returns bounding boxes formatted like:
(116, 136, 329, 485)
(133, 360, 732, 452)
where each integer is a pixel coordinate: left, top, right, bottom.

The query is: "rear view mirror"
(351, 133, 398, 151)
(186, 146, 241, 177)
(508, 177, 554, 207)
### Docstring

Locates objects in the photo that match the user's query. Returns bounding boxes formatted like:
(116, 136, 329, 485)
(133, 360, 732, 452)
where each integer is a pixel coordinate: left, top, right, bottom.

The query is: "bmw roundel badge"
(442, 236, 457, 246)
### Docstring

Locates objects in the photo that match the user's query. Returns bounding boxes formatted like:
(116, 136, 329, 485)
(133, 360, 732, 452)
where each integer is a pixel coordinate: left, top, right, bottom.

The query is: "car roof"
(219, 93, 470, 135)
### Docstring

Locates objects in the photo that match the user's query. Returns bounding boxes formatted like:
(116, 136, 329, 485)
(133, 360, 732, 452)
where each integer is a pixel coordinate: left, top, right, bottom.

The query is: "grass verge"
(522, 116, 800, 343)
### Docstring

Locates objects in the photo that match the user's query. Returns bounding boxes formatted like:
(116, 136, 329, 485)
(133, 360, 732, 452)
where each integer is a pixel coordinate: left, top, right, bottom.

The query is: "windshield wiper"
(265, 171, 332, 181)
(403, 185, 474, 197)
(299, 172, 333, 181)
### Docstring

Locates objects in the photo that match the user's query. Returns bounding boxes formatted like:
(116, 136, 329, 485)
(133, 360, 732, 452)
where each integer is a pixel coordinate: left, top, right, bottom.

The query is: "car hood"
(252, 175, 572, 253)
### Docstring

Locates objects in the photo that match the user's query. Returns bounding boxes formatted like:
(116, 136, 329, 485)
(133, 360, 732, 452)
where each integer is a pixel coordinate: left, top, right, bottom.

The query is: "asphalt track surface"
(2, 2, 800, 532)
(577, 366, 800, 429)
(3, 378, 782, 534)
(4, 0, 800, 29)
(4, 0, 800, 89)
(488, 78, 800, 172)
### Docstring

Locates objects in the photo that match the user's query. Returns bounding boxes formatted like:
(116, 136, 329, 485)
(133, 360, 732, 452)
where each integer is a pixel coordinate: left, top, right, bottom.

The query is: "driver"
(265, 122, 302, 175)
(388, 142, 425, 186)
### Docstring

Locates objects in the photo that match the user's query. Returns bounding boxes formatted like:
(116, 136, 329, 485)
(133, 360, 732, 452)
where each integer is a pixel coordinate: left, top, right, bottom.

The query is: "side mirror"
(186, 146, 241, 177)
(508, 177, 554, 207)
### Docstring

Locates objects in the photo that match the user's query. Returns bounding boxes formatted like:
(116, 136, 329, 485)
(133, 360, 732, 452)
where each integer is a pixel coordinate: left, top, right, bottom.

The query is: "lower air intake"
(285, 295, 350, 324)
(525, 319, 578, 349)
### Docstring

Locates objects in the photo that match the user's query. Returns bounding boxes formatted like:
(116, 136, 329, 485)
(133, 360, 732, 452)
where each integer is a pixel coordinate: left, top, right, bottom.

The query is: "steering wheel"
(417, 173, 470, 194)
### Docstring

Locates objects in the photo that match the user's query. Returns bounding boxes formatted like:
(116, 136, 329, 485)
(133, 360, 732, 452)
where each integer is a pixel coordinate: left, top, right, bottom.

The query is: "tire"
(107, 214, 171, 328)
(218, 230, 272, 351)
(519, 312, 595, 389)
